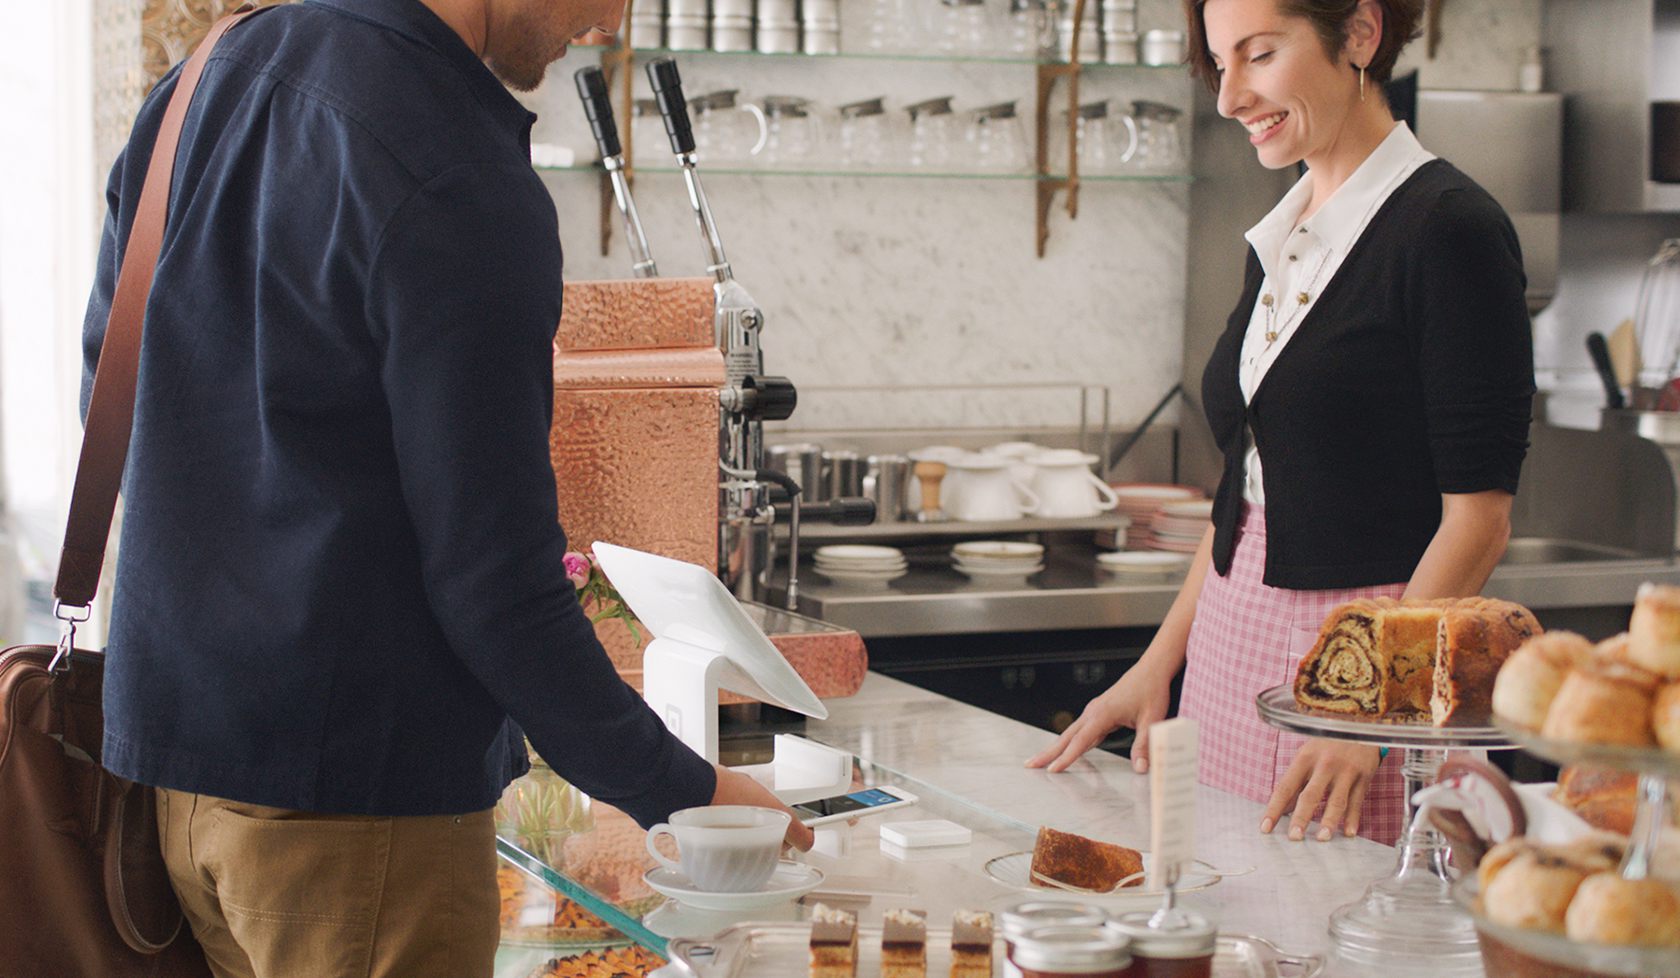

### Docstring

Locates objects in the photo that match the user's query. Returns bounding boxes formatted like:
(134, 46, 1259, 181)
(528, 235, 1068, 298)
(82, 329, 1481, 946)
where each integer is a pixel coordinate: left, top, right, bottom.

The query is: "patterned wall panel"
(141, 0, 259, 85)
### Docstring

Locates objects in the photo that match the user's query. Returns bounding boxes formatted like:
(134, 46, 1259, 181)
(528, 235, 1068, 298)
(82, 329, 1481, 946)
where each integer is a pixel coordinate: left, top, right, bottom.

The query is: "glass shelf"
(536, 163, 1191, 183)
(493, 749, 1045, 958)
(616, 44, 1186, 69)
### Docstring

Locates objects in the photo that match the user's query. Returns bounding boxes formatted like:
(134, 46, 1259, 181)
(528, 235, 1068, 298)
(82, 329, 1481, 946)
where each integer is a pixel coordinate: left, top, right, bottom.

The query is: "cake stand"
(1496, 723, 1677, 882)
(1255, 685, 1517, 976)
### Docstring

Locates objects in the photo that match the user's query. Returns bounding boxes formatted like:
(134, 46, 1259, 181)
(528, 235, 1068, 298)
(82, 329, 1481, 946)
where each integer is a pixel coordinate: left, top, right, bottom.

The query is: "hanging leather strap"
(54, 4, 270, 609)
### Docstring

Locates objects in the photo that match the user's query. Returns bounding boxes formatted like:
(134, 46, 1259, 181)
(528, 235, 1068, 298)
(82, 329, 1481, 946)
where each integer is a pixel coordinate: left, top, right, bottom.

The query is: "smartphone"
(791, 785, 919, 826)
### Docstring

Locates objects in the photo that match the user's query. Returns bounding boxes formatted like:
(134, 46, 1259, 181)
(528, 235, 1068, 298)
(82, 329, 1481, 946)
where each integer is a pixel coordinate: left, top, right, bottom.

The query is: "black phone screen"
(792, 788, 898, 820)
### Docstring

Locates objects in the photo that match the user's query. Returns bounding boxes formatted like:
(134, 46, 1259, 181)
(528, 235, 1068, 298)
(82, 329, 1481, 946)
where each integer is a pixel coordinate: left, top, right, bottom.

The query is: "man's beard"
(486, 10, 569, 91)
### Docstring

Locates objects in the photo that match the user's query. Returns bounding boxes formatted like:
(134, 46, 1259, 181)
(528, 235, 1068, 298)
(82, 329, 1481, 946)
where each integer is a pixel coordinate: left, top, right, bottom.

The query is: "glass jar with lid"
(1001, 902, 1111, 977)
(1106, 909, 1217, 978)
(1010, 924, 1133, 978)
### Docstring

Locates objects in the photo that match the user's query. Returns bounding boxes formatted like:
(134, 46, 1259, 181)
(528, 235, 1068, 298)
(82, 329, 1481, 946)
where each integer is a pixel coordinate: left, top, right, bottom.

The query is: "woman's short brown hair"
(1183, 0, 1425, 93)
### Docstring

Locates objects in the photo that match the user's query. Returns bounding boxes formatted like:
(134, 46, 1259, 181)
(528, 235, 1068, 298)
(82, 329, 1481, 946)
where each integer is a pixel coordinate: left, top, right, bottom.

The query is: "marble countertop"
(807, 672, 1402, 973)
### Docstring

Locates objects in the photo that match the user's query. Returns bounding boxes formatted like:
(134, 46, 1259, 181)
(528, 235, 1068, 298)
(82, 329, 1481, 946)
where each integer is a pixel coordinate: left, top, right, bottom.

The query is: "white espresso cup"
(644, 805, 790, 892)
(1030, 449, 1120, 518)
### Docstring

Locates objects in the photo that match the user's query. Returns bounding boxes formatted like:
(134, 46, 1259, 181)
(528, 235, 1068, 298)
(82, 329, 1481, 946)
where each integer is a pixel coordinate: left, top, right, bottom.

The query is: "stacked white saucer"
(951, 541, 1045, 581)
(811, 545, 908, 587)
(1097, 550, 1193, 581)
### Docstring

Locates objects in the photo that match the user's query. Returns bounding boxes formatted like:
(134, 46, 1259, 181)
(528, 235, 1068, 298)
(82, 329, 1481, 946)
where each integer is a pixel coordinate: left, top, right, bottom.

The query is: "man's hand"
(710, 765, 815, 851)
(1260, 739, 1382, 841)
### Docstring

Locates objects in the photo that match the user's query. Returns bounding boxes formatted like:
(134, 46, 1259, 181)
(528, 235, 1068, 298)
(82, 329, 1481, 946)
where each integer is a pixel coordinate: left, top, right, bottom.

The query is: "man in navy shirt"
(83, 0, 810, 974)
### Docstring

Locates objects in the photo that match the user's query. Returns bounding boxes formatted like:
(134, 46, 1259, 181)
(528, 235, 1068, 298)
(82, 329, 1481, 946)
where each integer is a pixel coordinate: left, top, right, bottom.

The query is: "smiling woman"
(1027, 0, 1535, 849)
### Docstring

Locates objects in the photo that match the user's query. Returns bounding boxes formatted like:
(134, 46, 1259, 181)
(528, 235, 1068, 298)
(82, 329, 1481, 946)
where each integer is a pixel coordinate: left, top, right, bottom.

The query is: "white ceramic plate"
(1112, 485, 1198, 500)
(814, 545, 904, 561)
(1160, 500, 1215, 519)
(813, 557, 907, 571)
(983, 851, 1223, 901)
(644, 861, 826, 913)
(952, 541, 1045, 559)
(812, 566, 909, 584)
(1097, 551, 1190, 568)
(955, 562, 1044, 578)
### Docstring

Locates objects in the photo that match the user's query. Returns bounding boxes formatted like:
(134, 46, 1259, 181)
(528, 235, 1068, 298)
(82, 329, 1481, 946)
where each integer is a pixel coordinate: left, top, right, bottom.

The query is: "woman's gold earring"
(1359, 64, 1367, 102)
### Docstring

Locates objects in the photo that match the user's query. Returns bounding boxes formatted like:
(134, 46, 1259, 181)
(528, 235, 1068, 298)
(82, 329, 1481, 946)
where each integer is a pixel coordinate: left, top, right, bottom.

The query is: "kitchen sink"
(1499, 537, 1645, 565)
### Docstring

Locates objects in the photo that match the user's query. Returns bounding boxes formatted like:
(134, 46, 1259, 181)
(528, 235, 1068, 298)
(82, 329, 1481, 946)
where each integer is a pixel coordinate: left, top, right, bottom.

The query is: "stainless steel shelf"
(779, 514, 1132, 542)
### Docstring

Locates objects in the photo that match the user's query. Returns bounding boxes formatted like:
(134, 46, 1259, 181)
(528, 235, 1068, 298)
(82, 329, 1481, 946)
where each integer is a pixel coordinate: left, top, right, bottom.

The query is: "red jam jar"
(1000, 902, 1111, 978)
(1010, 925, 1133, 978)
(1106, 911, 1217, 978)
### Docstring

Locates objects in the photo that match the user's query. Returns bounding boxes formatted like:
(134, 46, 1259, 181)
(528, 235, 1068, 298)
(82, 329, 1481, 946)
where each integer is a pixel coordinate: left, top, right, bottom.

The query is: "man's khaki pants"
(156, 787, 500, 978)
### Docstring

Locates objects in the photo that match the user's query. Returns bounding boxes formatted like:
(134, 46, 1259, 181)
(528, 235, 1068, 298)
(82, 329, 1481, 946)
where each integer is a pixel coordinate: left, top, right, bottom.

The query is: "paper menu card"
(1147, 717, 1199, 892)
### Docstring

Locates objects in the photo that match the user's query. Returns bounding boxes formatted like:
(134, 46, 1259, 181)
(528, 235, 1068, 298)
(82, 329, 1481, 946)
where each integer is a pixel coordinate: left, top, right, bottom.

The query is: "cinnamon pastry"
(1564, 873, 1680, 946)
(1492, 632, 1594, 731)
(1655, 682, 1680, 754)
(1295, 597, 1539, 724)
(1541, 660, 1661, 747)
(1294, 598, 1450, 718)
(1432, 602, 1542, 725)
(1629, 583, 1680, 679)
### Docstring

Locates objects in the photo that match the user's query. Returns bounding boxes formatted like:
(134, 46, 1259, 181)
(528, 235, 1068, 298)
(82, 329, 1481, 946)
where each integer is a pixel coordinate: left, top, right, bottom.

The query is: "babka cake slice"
(1431, 599, 1541, 726)
(1293, 598, 1448, 718)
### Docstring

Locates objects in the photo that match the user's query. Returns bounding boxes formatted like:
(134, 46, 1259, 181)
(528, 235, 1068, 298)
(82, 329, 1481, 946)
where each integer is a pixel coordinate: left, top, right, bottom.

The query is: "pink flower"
(563, 551, 591, 589)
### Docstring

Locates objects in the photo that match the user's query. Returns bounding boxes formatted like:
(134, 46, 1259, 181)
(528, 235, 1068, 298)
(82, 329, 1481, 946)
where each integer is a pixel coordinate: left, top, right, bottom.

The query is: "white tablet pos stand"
(591, 542, 853, 804)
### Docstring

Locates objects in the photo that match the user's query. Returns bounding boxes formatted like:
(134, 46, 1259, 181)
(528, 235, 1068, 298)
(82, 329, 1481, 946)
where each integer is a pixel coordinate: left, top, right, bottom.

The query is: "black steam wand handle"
(572, 65, 622, 161)
(646, 57, 697, 157)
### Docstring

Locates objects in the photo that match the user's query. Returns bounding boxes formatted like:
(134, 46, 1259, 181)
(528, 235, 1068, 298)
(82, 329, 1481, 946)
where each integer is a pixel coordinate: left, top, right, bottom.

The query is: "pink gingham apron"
(1178, 505, 1408, 845)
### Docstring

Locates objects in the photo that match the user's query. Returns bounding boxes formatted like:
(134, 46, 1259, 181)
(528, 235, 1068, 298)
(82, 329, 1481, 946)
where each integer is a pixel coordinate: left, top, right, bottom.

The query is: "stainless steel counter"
(778, 540, 1680, 638)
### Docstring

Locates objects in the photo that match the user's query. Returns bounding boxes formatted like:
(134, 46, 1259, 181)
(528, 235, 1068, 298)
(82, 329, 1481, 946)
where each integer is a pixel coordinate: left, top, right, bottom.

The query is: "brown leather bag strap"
(54, 4, 269, 610)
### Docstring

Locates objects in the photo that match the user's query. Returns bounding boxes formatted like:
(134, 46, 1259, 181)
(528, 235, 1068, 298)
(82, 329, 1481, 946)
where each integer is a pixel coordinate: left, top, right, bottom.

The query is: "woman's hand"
(1025, 665, 1173, 774)
(1261, 739, 1382, 841)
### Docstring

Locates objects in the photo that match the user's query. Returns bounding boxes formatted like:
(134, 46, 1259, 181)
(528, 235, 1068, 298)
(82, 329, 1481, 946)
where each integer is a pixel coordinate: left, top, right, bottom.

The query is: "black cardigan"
(1201, 160, 1535, 590)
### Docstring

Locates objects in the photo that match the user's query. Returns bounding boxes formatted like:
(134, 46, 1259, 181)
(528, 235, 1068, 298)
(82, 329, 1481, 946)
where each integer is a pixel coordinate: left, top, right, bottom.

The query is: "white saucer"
(812, 566, 909, 586)
(1097, 551, 1189, 568)
(983, 850, 1223, 902)
(643, 860, 825, 912)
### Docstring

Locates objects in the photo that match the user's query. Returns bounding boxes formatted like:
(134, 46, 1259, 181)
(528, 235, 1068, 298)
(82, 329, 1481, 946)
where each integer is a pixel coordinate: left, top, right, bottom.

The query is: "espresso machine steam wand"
(574, 66, 657, 277)
(645, 58, 872, 609)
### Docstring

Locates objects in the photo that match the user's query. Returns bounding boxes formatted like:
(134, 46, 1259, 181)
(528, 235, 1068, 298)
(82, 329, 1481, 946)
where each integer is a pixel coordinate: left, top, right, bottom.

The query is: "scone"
(1629, 583, 1680, 679)
(1482, 848, 1594, 933)
(1553, 766, 1641, 835)
(1564, 873, 1680, 946)
(1492, 631, 1594, 731)
(1541, 660, 1661, 746)
(1655, 682, 1680, 754)
(1029, 826, 1144, 892)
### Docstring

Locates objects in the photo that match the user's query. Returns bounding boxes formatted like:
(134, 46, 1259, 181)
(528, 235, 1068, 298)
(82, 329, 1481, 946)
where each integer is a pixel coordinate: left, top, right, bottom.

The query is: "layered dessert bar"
(881, 908, 928, 978)
(949, 909, 992, 978)
(809, 903, 858, 978)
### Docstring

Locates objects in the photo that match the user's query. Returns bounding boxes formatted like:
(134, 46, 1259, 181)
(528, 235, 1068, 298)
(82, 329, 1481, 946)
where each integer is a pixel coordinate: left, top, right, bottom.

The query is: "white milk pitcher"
(947, 453, 1040, 521)
(1029, 449, 1119, 518)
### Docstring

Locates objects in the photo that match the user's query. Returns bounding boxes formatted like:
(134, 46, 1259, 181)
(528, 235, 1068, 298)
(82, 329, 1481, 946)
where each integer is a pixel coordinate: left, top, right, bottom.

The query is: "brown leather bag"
(0, 7, 269, 976)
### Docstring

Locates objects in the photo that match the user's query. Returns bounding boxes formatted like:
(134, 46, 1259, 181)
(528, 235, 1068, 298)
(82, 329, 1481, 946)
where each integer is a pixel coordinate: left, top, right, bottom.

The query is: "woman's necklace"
(1259, 242, 1335, 349)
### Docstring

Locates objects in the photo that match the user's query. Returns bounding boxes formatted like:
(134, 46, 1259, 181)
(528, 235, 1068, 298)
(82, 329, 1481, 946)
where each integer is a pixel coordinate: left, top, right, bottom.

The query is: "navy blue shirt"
(82, 0, 716, 823)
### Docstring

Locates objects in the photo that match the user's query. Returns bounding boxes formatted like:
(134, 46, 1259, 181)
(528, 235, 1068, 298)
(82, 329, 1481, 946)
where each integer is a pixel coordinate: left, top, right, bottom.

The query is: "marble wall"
(531, 1, 1198, 432)
(534, 0, 1563, 433)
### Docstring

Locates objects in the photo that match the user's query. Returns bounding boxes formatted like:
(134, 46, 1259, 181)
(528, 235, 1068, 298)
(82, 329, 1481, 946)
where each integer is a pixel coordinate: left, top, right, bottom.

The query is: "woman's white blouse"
(1238, 122, 1436, 506)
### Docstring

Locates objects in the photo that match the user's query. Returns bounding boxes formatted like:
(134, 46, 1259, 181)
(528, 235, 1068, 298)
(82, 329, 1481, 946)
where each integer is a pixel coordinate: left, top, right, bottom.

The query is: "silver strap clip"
(48, 600, 91, 675)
